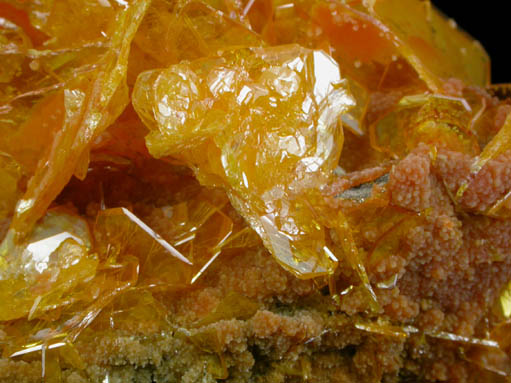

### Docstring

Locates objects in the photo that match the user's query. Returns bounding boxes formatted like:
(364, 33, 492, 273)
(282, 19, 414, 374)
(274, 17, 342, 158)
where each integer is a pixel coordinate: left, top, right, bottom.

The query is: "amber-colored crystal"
(0, 0, 510, 382)
(133, 44, 355, 280)
(371, 94, 479, 158)
(94, 207, 192, 285)
(2, 0, 151, 240)
(0, 209, 96, 321)
(0, 153, 23, 220)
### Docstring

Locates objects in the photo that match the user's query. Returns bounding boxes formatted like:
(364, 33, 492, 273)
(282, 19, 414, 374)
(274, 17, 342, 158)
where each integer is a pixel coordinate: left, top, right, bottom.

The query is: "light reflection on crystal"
(133, 45, 356, 281)
(25, 232, 84, 273)
(499, 281, 511, 319)
(0, 209, 97, 321)
(191, 249, 221, 284)
(0, 0, 509, 379)
(10, 340, 66, 358)
(7, 0, 151, 238)
(119, 207, 191, 265)
(312, 50, 340, 103)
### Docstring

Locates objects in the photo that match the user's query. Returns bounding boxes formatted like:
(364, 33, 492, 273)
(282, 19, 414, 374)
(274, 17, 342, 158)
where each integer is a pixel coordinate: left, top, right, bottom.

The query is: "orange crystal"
(2, 0, 151, 240)
(133, 44, 356, 280)
(0, 0, 510, 382)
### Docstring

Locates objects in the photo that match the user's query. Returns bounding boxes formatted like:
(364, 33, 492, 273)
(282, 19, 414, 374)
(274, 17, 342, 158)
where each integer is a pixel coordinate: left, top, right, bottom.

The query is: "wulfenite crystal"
(0, 1, 510, 381)
(0, 209, 97, 321)
(1, 0, 151, 240)
(133, 45, 357, 279)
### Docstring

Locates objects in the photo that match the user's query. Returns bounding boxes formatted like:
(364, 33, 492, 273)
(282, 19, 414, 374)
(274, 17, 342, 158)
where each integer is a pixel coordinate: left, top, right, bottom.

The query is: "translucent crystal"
(270, 0, 416, 90)
(270, 0, 489, 91)
(186, 206, 234, 283)
(3, 0, 151, 239)
(0, 1, 509, 379)
(133, 0, 262, 69)
(371, 0, 490, 89)
(268, 0, 489, 138)
(499, 281, 511, 319)
(91, 289, 167, 333)
(0, 152, 23, 219)
(94, 207, 192, 289)
(133, 45, 356, 279)
(371, 94, 478, 158)
(453, 110, 511, 215)
(0, 209, 97, 321)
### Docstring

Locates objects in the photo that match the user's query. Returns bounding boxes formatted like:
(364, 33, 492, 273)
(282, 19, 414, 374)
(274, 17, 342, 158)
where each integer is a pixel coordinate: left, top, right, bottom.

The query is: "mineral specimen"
(0, 0, 510, 382)
(132, 44, 357, 280)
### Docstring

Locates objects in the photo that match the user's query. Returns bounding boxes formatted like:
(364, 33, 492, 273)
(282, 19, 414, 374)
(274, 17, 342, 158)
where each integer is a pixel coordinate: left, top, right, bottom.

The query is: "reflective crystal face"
(0, 209, 96, 322)
(133, 45, 356, 279)
(0, 0, 510, 381)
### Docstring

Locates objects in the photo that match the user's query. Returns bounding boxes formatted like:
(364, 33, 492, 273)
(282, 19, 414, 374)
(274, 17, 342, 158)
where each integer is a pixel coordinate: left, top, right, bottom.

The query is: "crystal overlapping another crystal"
(0, 209, 97, 321)
(1, 0, 151, 239)
(133, 45, 355, 279)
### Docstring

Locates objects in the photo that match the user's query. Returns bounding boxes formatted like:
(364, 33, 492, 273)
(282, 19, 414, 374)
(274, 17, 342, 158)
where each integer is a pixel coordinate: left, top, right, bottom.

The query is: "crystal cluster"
(1, 0, 510, 382)
(133, 45, 356, 279)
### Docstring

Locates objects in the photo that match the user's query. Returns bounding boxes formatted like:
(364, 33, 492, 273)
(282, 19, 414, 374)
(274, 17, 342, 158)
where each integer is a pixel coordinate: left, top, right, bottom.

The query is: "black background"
(433, 2, 508, 84)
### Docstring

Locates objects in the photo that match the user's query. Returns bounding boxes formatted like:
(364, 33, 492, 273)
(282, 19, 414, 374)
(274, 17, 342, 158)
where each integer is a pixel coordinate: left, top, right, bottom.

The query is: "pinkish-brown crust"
(3, 126, 511, 383)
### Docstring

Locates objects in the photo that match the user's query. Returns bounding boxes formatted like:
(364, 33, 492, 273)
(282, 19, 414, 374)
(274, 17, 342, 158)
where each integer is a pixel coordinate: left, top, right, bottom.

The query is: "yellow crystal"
(0, 209, 97, 321)
(0, 1, 509, 381)
(133, 45, 355, 279)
